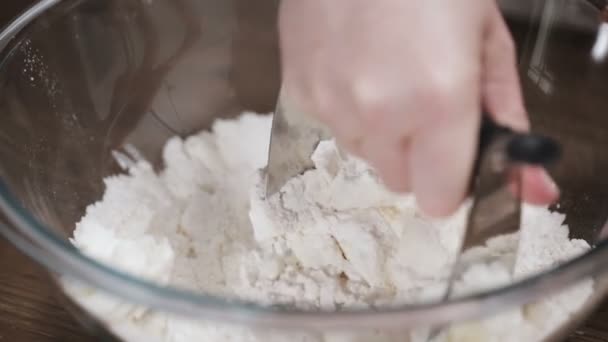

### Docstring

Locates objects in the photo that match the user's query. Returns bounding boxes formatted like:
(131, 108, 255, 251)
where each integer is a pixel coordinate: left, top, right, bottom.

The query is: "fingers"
(410, 106, 481, 217)
(359, 137, 411, 192)
(279, 0, 558, 217)
(482, 5, 529, 132)
(519, 166, 560, 205)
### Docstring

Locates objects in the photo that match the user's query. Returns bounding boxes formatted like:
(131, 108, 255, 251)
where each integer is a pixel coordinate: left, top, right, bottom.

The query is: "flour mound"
(64, 113, 593, 342)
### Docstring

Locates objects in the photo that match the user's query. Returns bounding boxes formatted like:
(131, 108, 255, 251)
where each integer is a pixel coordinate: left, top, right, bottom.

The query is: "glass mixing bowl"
(1, 0, 608, 341)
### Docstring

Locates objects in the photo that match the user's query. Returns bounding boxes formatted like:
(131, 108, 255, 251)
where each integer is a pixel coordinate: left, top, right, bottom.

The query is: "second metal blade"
(265, 92, 330, 197)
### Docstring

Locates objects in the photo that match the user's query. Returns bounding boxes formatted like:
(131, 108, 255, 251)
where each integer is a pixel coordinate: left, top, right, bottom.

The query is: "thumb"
(483, 7, 560, 205)
(482, 6, 529, 132)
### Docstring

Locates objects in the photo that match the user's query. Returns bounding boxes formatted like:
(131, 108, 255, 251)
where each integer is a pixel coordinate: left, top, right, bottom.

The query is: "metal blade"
(265, 92, 330, 197)
(462, 137, 522, 251)
(445, 132, 522, 298)
(427, 133, 522, 341)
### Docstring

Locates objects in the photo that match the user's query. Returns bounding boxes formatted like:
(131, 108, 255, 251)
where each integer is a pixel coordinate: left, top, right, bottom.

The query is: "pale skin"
(279, 0, 559, 217)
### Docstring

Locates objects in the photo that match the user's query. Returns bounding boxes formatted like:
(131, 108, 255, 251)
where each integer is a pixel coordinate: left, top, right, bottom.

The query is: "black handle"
(478, 115, 562, 166)
(468, 114, 562, 195)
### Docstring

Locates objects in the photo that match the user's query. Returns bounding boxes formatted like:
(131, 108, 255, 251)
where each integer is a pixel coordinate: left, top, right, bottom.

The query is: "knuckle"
(413, 82, 453, 120)
(350, 74, 392, 118)
(496, 39, 516, 62)
(502, 37, 516, 54)
(418, 71, 478, 121)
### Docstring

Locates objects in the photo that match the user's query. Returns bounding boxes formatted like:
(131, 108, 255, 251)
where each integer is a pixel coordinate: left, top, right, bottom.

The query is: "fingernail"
(540, 169, 560, 199)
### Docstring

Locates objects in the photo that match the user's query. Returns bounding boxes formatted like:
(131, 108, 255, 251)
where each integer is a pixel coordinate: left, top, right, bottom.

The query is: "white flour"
(63, 112, 593, 342)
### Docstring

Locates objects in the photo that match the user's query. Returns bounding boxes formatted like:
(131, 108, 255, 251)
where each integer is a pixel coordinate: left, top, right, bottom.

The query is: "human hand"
(279, 0, 559, 216)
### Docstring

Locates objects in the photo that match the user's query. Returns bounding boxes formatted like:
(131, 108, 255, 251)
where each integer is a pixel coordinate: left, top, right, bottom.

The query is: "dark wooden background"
(0, 1, 608, 341)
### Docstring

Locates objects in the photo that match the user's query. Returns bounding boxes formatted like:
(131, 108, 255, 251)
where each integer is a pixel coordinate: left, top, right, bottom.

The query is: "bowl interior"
(0, 0, 281, 238)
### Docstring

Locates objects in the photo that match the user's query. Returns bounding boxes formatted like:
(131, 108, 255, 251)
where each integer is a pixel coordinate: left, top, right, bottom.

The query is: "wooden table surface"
(1, 1, 608, 341)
